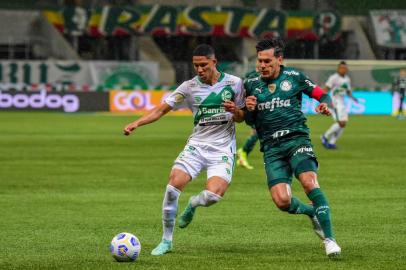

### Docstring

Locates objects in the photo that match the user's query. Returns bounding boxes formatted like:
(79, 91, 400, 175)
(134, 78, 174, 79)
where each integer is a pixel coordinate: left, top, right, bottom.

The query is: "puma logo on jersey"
(257, 98, 291, 111)
(254, 87, 262, 93)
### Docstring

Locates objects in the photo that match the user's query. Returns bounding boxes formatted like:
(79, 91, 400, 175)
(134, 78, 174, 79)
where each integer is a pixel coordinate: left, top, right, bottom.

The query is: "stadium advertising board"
(302, 91, 393, 115)
(370, 10, 406, 48)
(110, 90, 395, 115)
(0, 90, 109, 112)
(44, 6, 340, 39)
(109, 90, 189, 115)
(0, 61, 158, 91)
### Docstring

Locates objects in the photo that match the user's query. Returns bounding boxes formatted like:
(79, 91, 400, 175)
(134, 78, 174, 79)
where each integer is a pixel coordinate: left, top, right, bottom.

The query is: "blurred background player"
(237, 69, 260, 170)
(321, 61, 358, 149)
(392, 68, 406, 120)
(123, 44, 244, 256)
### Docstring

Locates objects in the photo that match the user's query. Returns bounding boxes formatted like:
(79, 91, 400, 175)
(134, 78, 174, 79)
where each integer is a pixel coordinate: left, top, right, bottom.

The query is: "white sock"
(190, 190, 222, 208)
(329, 127, 344, 144)
(162, 184, 180, 241)
(324, 123, 341, 140)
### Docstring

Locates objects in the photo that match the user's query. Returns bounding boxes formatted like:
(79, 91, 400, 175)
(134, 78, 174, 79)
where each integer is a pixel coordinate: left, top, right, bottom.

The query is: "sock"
(307, 188, 335, 239)
(242, 134, 259, 155)
(162, 184, 180, 241)
(190, 190, 222, 208)
(284, 196, 315, 216)
(329, 127, 344, 144)
(324, 123, 341, 141)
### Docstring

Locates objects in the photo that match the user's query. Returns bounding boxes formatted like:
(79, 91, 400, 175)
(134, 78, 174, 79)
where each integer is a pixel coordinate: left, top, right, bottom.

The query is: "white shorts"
(172, 143, 235, 183)
(332, 97, 348, 122)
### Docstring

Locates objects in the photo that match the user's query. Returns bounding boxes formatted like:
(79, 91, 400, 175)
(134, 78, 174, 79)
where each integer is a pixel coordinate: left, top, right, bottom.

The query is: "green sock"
(307, 188, 335, 239)
(286, 197, 315, 216)
(242, 134, 258, 154)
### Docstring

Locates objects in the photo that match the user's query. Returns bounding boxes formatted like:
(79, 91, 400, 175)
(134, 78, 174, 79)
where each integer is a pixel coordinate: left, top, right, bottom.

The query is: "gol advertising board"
(111, 90, 396, 115)
(0, 90, 109, 112)
(109, 90, 190, 115)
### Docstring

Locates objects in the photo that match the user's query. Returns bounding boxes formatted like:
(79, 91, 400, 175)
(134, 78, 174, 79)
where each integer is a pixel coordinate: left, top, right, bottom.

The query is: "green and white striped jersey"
(325, 73, 352, 97)
(165, 72, 244, 152)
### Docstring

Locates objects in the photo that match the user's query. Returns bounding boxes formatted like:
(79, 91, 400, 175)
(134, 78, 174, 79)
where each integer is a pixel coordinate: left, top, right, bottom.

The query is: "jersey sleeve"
(164, 81, 188, 110)
(299, 72, 318, 96)
(234, 79, 245, 109)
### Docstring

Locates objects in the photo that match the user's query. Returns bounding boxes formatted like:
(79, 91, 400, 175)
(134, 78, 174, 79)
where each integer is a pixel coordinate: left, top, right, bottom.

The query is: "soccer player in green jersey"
(224, 38, 341, 258)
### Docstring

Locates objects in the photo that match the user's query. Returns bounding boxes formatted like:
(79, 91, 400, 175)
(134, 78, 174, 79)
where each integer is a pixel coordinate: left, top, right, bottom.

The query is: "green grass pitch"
(0, 112, 405, 270)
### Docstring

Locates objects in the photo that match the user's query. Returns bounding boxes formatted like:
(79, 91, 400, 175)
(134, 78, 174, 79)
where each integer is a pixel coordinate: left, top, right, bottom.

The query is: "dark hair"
(255, 38, 285, 57)
(339, 61, 347, 65)
(193, 44, 215, 58)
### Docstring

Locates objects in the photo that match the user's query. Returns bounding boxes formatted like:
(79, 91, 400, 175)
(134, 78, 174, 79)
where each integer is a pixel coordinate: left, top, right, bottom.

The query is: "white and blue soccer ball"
(110, 232, 141, 262)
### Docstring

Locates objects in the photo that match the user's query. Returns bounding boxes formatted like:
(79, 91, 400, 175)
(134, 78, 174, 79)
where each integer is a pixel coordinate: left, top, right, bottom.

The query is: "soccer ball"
(110, 232, 141, 262)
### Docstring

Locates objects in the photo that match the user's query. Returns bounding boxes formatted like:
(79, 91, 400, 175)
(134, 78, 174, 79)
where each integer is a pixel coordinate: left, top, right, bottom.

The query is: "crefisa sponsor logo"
(0, 90, 79, 112)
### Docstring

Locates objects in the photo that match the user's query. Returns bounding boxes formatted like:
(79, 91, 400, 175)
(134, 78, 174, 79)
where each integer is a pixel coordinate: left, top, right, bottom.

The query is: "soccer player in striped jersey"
(124, 44, 244, 256)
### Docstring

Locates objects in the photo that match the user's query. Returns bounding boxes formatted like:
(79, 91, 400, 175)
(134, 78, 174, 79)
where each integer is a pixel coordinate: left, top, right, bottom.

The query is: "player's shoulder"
(223, 72, 242, 85)
(180, 76, 201, 89)
(243, 72, 261, 85)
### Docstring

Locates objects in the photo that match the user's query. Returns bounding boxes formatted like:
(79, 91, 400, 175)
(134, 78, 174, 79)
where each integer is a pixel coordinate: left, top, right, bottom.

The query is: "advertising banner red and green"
(43, 5, 340, 40)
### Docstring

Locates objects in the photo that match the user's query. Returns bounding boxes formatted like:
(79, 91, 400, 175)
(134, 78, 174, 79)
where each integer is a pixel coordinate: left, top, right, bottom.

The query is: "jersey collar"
(197, 71, 225, 86)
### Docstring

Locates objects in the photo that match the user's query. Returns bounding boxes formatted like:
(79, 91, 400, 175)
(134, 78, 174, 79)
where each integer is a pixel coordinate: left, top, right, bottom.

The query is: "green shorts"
(263, 136, 318, 188)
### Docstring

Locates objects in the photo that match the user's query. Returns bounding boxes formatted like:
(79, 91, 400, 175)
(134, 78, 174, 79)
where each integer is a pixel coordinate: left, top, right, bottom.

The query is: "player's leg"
(269, 182, 315, 216)
(237, 128, 257, 169)
(179, 150, 233, 228)
(294, 155, 341, 257)
(328, 101, 347, 148)
(151, 145, 204, 255)
(328, 120, 346, 146)
(151, 169, 190, 255)
(264, 148, 314, 217)
(398, 91, 405, 119)
(179, 176, 229, 228)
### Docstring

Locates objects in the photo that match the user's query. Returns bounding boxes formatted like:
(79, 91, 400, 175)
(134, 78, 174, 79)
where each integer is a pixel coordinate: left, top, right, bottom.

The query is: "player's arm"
(223, 78, 248, 123)
(223, 101, 245, 122)
(346, 80, 358, 103)
(346, 89, 358, 103)
(310, 86, 333, 116)
(123, 103, 173, 136)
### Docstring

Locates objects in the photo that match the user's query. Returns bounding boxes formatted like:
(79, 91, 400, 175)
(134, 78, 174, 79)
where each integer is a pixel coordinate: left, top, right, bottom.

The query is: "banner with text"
(0, 90, 109, 112)
(44, 6, 340, 39)
(109, 90, 396, 115)
(109, 90, 189, 115)
(0, 60, 158, 91)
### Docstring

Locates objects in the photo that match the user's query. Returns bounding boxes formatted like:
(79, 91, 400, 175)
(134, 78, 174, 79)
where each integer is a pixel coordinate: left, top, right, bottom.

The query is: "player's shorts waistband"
(262, 130, 308, 146)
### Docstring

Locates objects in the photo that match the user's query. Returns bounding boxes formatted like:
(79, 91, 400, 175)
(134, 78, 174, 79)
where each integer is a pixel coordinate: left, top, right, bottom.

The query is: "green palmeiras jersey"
(244, 66, 329, 148)
(165, 72, 244, 152)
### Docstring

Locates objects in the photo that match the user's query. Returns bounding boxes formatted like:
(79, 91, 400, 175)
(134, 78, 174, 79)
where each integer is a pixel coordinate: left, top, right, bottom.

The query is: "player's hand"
(223, 101, 237, 113)
(123, 122, 138, 136)
(315, 103, 331, 116)
(246, 96, 257, 111)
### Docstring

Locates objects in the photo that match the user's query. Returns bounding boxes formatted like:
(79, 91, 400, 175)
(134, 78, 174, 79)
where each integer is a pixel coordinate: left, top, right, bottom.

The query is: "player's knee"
(338, 121, 346, 128)
(201, 190, 222, 207)
(273, 195, 291, 210)
(168, 169, 190, 191)
(298, 172, 319, 193)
